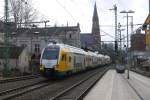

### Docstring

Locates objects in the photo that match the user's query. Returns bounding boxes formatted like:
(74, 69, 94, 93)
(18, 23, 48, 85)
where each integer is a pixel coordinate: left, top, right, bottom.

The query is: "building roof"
(0, 20, 80, 37)
(80, 33, 95, 45)
(0, 46, 24, 59)
(9, 25, 80, 37)
(0, 21, 16, 33)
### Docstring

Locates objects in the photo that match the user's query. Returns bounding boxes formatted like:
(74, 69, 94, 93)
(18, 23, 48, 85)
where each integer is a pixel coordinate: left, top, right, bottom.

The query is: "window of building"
(21, 44, 27, 48)
(34, 44, 40, 53)
(69, 34, 72, 39)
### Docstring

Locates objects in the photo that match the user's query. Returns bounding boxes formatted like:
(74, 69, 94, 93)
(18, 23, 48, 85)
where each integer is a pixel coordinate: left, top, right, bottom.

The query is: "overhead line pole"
(4, 0, 10, 76)
(110, 5, 118, 42)
(110, 4, 118, 61)
(115, 5, 117, 43)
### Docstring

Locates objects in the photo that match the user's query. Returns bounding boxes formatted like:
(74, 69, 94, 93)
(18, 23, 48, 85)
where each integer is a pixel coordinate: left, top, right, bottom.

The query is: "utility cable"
(100, 29, 115, 39)
(55, 0, 77, 22)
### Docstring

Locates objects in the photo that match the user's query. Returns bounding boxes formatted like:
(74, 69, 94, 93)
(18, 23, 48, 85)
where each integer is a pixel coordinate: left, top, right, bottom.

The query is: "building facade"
(9, 24, 81, 56)
(131, 29, 146, 51)
(0, 46, 30, 74)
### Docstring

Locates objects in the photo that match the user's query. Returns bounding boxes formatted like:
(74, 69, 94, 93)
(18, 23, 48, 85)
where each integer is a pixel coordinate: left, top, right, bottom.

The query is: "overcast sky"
(0, 0, 149, 41)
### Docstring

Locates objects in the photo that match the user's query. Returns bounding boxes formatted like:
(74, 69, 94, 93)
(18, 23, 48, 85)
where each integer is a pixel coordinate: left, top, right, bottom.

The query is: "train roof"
(47, 43, 108, 58)
(47, 43, 86, 54)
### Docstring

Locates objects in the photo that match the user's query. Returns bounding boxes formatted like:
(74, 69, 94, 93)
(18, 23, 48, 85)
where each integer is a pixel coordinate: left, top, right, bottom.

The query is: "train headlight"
(54, 65, 59, 70)
(40, 65, 44, 71)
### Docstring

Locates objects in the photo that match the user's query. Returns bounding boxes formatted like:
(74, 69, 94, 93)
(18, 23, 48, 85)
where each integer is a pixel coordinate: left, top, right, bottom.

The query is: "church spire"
(93, 3, 98, 22)
(92, 2, 100, 35)
(91, 2, 101, 50)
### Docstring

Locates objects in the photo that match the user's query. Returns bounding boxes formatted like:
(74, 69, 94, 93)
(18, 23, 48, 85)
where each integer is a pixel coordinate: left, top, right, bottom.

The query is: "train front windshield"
(42, 47, 59, 60)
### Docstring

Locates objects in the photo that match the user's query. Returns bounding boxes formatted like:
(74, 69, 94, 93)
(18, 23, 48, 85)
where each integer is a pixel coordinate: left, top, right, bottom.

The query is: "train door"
(73, 54, 76, 72)
(59, 53, 67, 71)
(68, 53, 73, 71)
(73, 54, 79, 72)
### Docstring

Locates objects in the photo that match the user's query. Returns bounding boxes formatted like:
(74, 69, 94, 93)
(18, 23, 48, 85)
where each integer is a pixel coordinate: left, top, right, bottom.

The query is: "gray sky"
(0, 0, 149, 41)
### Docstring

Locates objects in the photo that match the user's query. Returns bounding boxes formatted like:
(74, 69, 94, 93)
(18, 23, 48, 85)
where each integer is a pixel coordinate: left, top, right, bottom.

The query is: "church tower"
(92, 3, 101, 50)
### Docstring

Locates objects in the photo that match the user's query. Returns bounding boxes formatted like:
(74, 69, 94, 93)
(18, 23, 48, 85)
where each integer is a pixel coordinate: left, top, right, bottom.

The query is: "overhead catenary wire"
(100, 29, 115, 39)
(55, 0, 77, 23)
(69, 0, 86, 17)
(100, 23, 143, 27)
(55, 0, 86, 30)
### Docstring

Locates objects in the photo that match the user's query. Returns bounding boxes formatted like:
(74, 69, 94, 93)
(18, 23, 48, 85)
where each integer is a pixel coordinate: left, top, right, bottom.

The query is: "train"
(115, 64, 125, 73)
(39, 43, 111, 78)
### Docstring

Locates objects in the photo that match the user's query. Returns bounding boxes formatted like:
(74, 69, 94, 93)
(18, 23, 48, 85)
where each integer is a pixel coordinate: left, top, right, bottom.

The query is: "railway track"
(131, 69, 150, 77)
(0, 79, 51, 100)
(0, 74, 40, 84)
(0, 65, 111, 100)
(50, 67, 109, 100)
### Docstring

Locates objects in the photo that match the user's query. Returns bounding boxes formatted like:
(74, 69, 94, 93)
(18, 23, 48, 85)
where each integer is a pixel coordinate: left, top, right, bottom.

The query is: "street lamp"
(120, 10, 134, 79)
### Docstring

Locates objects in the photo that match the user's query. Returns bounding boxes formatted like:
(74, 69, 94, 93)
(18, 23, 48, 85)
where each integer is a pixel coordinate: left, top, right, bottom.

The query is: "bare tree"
(10, 0, 38, 28)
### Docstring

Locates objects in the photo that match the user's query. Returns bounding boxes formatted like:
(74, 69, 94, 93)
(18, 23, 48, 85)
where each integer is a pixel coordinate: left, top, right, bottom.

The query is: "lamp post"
(129, 16, 134, 34)
(120, 10, 134, 79)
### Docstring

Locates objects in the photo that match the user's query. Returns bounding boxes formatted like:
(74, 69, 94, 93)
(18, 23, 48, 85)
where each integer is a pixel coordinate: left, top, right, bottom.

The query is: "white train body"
(40, 43, 111, 77)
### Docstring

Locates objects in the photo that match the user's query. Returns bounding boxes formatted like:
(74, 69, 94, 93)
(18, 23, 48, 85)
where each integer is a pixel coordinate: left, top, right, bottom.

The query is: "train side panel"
(39, 43, 111, 78)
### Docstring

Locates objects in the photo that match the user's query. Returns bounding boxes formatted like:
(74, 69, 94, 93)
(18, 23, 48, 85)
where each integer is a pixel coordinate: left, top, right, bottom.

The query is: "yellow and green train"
(39, 43, 111, 78)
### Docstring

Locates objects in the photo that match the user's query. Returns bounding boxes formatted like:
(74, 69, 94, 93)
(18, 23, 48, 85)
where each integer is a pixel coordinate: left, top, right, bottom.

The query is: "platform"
(84, 69, 150, 100)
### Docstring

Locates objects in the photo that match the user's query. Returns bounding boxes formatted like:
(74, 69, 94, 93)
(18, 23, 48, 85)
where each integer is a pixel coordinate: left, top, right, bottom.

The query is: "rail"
(50, 67, 110, 100)
(0, 74, 40, 84)
(0, 80, 50, 100)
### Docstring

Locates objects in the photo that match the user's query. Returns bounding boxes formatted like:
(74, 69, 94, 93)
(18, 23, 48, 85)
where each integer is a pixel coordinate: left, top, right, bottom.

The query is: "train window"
(62, 55, 65, 61)
(69, 56, 71, 62)
(34, 44, 40, 53)
(69, 34, 72, 38)
(74, 56, 76, 64)
(62, 54, 66, 61)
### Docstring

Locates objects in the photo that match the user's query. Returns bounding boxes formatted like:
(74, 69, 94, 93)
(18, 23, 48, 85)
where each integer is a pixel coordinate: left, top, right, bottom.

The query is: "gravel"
(0, 77, 46, 93)
(10, 66, 108, 100)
